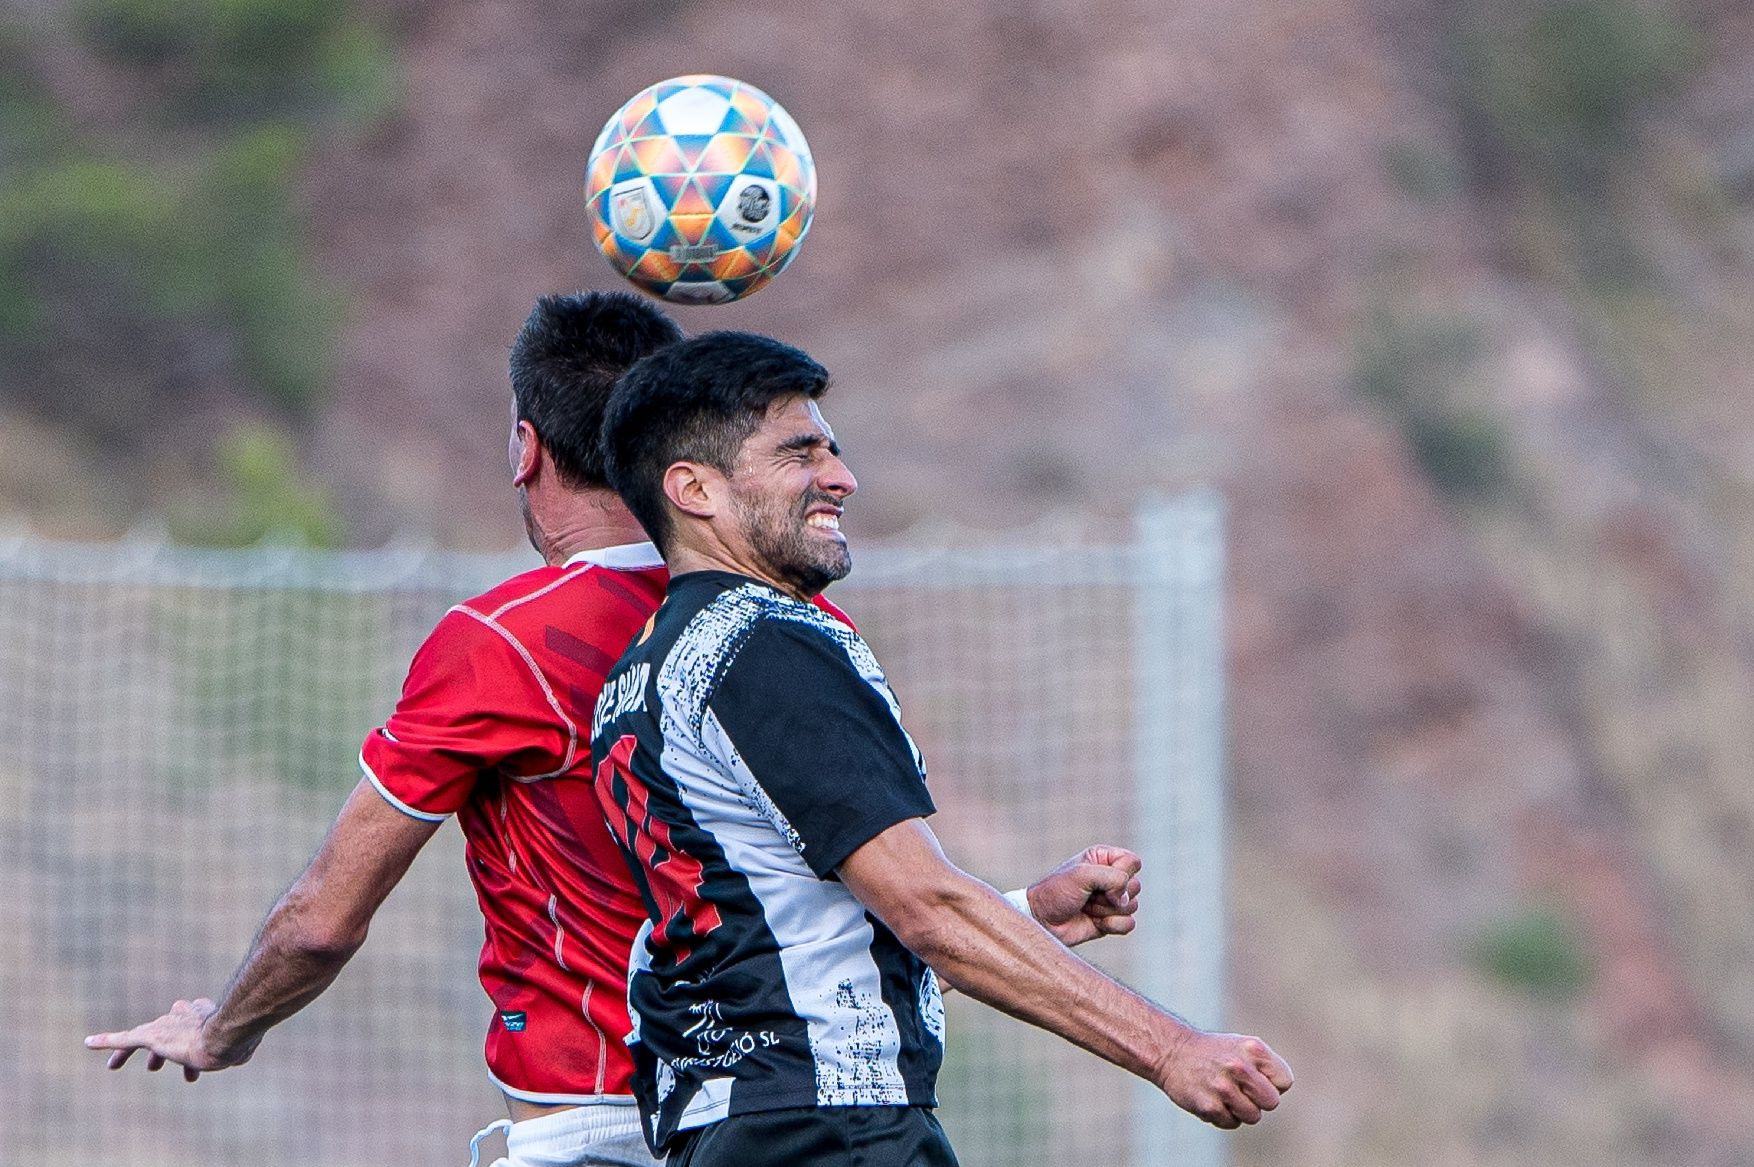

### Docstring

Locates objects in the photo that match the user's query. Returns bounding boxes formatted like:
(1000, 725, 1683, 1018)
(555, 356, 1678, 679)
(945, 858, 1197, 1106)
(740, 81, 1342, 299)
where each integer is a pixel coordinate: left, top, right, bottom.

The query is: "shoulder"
(811, 592, 856, 632)
(682, 583, 849, 651)
(721, 591, 866, 681)
(453, 563, 570, 617)
(453, 562, 667, 643)
(651, 583, 849, 700)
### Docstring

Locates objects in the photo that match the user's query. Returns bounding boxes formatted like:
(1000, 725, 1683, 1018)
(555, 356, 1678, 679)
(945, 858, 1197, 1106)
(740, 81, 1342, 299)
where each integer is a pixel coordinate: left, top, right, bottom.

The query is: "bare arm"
(84, 777, 440, 1079)
(933, 844, 1142, 996)
(839, 819, 1292, 1129)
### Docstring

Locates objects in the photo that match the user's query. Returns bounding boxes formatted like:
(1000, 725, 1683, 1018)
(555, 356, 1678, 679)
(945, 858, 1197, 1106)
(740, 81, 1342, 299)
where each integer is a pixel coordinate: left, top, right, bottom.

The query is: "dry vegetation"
(6, 0, 1754, 1163)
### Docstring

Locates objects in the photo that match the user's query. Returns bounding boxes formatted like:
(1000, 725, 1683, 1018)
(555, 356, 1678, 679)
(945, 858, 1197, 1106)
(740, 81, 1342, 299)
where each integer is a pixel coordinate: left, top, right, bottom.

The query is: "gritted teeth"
(806, 513, 841, 530)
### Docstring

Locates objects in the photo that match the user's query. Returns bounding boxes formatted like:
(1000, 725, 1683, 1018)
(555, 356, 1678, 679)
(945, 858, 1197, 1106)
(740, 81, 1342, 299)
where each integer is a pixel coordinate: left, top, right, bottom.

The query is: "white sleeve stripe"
(485, 566, 589, 622)
(360, 753, 450, 823)
(451, 605, 577, 779)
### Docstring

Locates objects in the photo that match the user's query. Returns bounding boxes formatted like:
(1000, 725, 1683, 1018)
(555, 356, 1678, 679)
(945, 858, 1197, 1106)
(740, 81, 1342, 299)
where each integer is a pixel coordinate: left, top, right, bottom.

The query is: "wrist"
(1003, 886, 1033, 917)
(199, 1014, 255, 1067)
(1149, 1017, 1201, 1088)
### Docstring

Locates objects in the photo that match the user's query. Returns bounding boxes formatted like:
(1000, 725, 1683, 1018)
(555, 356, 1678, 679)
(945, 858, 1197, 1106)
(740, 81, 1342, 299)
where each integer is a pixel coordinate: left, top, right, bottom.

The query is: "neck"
(530, 486, 650, 567)
(664, 540, 815, 602)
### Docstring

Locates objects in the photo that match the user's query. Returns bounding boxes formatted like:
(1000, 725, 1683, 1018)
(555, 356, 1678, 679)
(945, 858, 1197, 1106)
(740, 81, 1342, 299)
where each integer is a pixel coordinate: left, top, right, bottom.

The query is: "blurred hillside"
(6, 0, 1754, 1163)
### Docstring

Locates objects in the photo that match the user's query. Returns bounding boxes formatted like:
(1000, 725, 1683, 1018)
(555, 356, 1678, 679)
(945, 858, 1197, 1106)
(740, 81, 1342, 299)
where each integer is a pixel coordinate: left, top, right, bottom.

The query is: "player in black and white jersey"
(592, 332, 1294, 1166)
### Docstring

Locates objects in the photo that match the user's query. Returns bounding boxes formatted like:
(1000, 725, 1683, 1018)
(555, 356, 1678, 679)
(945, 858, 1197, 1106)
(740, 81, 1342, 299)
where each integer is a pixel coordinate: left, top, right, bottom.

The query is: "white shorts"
(469, 1101, 659, 1167)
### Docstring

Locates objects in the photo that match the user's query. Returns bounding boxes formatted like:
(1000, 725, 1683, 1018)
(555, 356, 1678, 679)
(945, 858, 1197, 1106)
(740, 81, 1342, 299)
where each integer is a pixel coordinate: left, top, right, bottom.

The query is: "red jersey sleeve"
(360, 607, 573, 820)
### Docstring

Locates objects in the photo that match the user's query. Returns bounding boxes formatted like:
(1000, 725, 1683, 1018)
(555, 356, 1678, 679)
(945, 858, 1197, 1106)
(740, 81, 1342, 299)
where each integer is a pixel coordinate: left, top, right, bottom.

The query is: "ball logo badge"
(585, 75, 817, 303)
(737, 184, 771, 224)
(611, 184, 657, 242)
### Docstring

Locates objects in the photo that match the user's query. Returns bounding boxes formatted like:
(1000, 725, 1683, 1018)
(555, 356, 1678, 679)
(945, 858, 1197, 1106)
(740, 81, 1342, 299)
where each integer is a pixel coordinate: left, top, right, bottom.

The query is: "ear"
(511, 420, 541, 487)
(663, 461, 724, 521)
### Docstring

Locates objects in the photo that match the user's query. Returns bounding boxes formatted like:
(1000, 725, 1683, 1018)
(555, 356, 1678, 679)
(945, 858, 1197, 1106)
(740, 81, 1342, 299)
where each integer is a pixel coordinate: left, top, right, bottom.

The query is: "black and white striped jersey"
(589, 570, 944, 1153)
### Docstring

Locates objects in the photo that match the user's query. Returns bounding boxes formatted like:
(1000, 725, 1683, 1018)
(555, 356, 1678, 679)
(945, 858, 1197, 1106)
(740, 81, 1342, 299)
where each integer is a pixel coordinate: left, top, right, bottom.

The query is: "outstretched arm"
(840, 819, 1292, 1130)
(84, 777, 440, 1079)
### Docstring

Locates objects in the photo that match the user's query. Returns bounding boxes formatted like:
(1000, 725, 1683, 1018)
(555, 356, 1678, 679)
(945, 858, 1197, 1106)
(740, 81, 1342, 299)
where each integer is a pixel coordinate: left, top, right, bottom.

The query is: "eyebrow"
(776, 431, 840, 456)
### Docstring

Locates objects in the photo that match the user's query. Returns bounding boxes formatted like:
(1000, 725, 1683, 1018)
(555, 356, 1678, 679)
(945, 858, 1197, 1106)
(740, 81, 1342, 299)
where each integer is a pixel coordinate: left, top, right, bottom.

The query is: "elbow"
(882, 883, 974, 965)
(271, 877, 371, 961)
(289, 918, 368, 963)
(294, 926, 366, 961)
(276, 892, 370, 962)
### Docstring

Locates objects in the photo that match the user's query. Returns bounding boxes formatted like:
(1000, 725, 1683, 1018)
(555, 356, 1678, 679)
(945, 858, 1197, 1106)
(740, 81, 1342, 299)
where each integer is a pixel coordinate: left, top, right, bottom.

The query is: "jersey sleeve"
(705, 616, 933, 878)
(360, 608, 573, 820)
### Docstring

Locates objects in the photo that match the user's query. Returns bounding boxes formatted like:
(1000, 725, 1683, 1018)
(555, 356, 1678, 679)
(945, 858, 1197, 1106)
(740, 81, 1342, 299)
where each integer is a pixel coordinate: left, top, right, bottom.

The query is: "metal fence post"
(1130, 491, 1227, 1167)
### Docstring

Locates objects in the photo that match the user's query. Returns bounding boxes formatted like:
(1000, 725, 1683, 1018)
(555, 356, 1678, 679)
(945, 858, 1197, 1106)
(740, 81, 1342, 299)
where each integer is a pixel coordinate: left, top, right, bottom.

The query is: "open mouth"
(804, 508, 845, 540)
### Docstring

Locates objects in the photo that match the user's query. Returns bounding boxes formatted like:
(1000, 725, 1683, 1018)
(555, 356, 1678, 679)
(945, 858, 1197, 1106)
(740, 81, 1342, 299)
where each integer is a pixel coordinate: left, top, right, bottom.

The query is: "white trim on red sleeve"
(360, 751, 450, 823)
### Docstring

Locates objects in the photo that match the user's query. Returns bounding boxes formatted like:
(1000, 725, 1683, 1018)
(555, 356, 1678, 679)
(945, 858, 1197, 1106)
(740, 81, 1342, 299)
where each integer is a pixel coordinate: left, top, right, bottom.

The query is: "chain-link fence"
(0, 495, 1224, 1167)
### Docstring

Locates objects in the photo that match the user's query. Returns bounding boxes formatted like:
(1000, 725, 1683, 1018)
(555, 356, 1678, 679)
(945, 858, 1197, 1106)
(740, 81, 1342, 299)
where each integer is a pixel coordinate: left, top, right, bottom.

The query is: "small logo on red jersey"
(500, 1010, 528, 1032)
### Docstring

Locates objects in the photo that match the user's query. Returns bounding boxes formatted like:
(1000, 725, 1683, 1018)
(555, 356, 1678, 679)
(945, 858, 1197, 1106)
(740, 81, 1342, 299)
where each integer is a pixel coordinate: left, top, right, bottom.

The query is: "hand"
(1154, 1029, 1293, 1129)
(1026, 845, 1143, 947)
(84, 998, 251, 1081)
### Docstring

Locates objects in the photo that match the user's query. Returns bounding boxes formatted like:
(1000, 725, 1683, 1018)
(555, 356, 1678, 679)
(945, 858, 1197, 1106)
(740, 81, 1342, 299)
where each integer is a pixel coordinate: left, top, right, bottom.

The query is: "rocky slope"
(12, 0, 1754, 1161)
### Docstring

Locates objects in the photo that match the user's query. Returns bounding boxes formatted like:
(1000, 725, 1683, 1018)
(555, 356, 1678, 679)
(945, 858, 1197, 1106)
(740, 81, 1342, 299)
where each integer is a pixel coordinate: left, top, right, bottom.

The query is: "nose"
(820, 452, 856, 499)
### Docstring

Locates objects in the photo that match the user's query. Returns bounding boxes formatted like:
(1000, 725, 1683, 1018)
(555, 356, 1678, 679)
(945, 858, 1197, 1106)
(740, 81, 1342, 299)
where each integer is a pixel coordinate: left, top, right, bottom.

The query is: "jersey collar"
(564, 541, 665, 570)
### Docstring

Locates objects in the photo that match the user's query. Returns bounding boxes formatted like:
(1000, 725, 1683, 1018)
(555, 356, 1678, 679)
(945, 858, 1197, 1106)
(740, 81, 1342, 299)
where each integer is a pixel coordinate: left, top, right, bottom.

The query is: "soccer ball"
(584, 75, 817, 304)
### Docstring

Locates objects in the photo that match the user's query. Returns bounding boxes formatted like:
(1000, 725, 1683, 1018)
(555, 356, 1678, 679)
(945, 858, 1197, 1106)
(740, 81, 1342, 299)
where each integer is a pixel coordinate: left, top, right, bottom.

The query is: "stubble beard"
(735, 488, 851, 598)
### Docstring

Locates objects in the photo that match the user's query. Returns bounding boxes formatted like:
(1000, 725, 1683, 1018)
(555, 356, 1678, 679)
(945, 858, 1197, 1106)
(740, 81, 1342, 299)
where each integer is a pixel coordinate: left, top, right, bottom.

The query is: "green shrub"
(1409, 412, 1510, 502)
(1386, 141, 1464, 203)
(0, 134, 339, 415)
(1456, 0, 1699, 192)
(316, 21, 400, 126)
(1353, 308, 1509, 502)
(79, 0, 347, 72)
(168, 423, 344, 548)
(1472, 905, 1593, 997)
(197, 127, 342, 411)
(1355, 309, 1482, 410)
(0, 158, 187, 336)
(78, 0, 391, 124)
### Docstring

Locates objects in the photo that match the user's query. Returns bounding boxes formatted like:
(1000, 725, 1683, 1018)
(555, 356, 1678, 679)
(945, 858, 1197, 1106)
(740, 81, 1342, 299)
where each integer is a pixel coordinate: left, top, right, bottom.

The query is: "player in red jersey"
(85, 292, 1146, 1167)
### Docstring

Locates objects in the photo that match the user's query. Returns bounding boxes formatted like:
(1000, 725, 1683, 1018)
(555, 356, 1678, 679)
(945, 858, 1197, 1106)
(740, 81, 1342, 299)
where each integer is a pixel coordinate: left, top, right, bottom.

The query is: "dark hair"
(601, 330, 830, 553)
(508, 291, 683, 488)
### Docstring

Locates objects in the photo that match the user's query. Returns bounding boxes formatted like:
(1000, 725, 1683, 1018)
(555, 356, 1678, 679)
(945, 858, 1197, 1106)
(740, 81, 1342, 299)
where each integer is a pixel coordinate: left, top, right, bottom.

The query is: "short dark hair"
(508, 291, 683, 488)
(601, 331, 830, 553)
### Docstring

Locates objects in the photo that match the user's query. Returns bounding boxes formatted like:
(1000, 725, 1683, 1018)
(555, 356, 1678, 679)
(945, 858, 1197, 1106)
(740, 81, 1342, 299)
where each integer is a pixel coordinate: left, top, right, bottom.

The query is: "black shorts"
(668, 1106, 959, 1167)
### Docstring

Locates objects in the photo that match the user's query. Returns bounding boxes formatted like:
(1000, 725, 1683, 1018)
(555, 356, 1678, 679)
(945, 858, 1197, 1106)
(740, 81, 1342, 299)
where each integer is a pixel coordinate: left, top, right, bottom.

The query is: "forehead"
(752, 395, 835, 443)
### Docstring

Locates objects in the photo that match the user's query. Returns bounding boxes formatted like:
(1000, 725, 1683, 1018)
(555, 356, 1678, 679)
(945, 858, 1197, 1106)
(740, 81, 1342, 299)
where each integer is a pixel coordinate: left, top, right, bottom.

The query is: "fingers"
(85, 1030, 132, 1051)
(1094, 877, 1142, 915)
(1217, 1040, 1291, 1126)
(1075, 862, 1130, 897)
(1081, 845, 1143, 877)
(1190, 1094, 1243, 1129)
(1219, 1081, 1263, 1126)
(86, 1000, 221, 1079)
(1166, 1033, 1291, 1129)
(1248, 1038, 1294, 1092)
(1234, 1058, 1282, 1112)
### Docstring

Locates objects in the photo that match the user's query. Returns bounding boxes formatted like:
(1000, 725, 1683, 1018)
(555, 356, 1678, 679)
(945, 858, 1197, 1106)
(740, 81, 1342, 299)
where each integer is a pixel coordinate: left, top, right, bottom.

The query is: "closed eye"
(776, 433, 840, 458)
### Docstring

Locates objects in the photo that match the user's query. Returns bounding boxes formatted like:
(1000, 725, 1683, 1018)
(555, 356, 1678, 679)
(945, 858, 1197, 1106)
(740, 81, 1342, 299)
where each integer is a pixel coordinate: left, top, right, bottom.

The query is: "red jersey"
(360, 542, 853, 1105)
